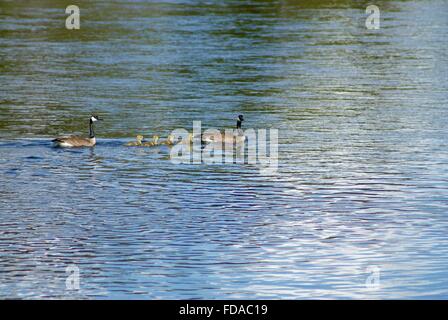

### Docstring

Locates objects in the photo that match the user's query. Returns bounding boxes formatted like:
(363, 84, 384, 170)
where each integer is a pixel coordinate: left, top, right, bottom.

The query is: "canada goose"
(142, 135, 159, 147)
(53, 115, 102, 147)
(125, 135, 144, 146)
(201, 115, 245, 144)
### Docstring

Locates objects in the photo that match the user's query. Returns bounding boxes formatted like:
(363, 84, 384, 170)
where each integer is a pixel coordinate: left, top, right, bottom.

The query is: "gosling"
(142, 135, 160, 147)
(160, 134, 175, 146)
(125, 135, 144, 146)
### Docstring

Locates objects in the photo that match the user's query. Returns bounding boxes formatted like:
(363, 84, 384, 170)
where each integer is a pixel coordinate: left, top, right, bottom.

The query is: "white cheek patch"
(91, 117, 98, 122)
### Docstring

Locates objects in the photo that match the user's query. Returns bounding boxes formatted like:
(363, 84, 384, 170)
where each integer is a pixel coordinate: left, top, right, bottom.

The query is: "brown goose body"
(53, 136, 96, 147)
(53, 115, 101, 148)
(202, 132, 245, 144)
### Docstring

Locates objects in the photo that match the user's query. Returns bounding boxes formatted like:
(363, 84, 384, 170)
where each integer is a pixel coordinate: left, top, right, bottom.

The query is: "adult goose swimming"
(201, 115, 245, 144)
(53, 115, 102, 147)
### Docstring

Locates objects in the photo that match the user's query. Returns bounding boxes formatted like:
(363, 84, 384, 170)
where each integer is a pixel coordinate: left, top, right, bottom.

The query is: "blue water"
(1, 0, 448, 299)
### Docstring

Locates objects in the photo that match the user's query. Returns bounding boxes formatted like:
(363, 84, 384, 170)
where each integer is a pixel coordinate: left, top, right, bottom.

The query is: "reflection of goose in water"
(201, 115, 245, 144)
(53, 115, 102, 147)
(125, 135, 144, 146)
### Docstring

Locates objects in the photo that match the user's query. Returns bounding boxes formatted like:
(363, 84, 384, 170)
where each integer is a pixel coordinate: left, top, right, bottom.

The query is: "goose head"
(236, 114, 244, 129)
(136, 135, 144, 143)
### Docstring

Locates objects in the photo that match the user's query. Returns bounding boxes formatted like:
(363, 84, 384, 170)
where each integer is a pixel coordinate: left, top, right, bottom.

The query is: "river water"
(1, 0, 448, 299)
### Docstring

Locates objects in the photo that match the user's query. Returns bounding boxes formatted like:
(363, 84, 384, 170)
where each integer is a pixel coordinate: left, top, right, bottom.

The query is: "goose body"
(202, 132, 245, 144)
(53, 115, 101, 148)
(53, 136, 96, 147)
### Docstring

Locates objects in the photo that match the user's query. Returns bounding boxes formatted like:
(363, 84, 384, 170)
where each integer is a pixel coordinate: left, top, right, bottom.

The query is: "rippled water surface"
(1, 0, 448, 299)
